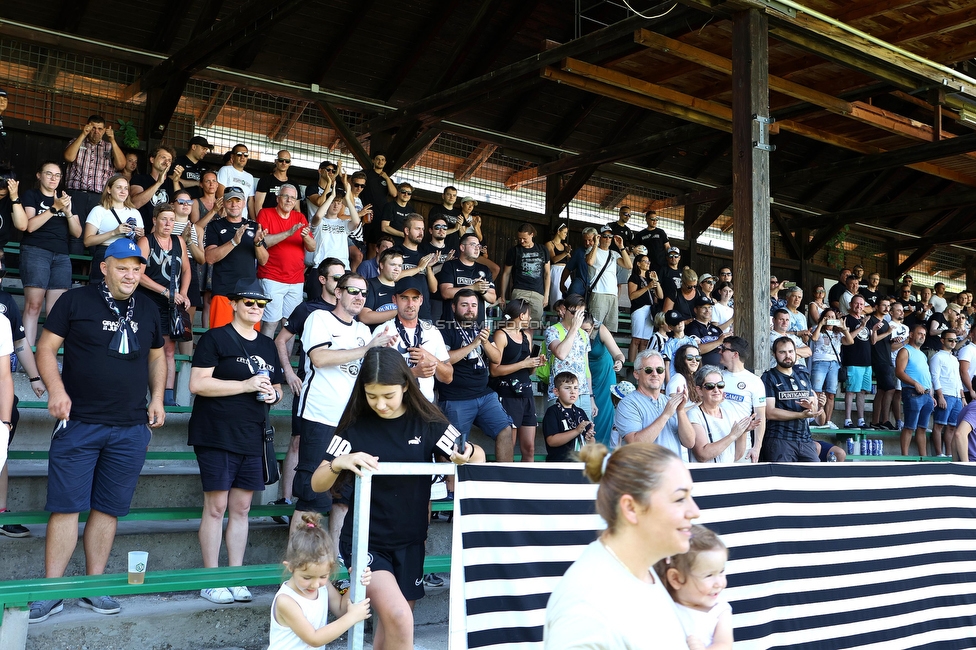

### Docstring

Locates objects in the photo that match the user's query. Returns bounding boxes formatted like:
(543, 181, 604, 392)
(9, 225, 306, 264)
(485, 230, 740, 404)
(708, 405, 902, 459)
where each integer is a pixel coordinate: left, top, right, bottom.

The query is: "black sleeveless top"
(495, 329, 532, 397)
(138, 233, 184, 311)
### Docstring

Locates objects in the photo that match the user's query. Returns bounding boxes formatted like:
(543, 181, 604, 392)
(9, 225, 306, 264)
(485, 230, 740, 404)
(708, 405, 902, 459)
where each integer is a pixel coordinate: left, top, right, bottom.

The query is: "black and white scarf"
(100, 281, 139, 359)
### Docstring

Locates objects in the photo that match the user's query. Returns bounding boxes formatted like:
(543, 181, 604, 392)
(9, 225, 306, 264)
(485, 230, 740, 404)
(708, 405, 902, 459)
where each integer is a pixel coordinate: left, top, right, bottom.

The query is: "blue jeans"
(901, 387, 935, 430)
(810, 360, 839, 394)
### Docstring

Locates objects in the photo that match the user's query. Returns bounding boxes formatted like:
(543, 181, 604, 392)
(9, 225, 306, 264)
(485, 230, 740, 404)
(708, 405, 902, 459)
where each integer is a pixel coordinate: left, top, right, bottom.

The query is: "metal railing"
(348, 461, 457, 650)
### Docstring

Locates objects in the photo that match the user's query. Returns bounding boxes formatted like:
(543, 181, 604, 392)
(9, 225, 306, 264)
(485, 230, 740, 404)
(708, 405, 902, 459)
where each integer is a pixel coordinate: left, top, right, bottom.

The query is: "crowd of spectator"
(3, 103, 976, 634)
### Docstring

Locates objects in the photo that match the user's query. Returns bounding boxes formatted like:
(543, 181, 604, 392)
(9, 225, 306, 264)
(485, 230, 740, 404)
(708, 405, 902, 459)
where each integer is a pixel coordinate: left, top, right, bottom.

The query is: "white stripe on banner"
(448, 462, 976, 650)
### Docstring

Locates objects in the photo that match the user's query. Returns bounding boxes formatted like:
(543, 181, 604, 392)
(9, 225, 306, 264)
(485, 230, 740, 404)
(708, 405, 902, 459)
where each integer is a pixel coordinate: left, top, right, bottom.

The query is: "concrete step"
(23, 585, 451, 649)
(0, 513, 454, 581)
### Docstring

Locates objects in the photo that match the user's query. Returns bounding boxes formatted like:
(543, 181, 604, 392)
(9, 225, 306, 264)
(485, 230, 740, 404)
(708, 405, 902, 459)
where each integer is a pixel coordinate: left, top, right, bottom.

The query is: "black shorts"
(194, 445, 265, 492)
(341, 539, 426, 602)
(292, 419, 335, 513)
(873, 361, 897, 391)
(500, 394, 537, 428)
(290, 394, 303, 437)
(7, 395, 19, 445)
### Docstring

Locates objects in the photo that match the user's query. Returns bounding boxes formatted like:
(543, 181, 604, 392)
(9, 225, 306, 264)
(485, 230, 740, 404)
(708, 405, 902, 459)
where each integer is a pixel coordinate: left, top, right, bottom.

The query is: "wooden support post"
(966, 256, 976, 294)
(684, 203, 703, 271)
(732, 8, 771, 373)
(546, 175, 562, 234)
(798, 227, 811, 293)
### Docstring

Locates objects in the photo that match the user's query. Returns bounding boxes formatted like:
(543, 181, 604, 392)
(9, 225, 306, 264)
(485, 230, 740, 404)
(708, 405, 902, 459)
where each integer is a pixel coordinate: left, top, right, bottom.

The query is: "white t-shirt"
(687, 402, 741, 464)
(378, 319, 450, 402)
(545, 540, 688, 649)
(216, 167, 256, 219)
(311, 217, 351, 267)
(587, 248, 621, 295)
(721, 368, 765, 416)
(674, 600, 732, 647)
(299, 310, 371, 426)
(711, 302, 733, 330)
(85, 205, 144, 246)
(930, 295, 948, 314)
(958, 342, 976, 386)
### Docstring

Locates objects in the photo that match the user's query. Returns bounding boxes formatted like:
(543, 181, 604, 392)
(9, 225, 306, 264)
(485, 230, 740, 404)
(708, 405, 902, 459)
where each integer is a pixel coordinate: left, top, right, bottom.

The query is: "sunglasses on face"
(352, 183, 366, 189)
(600, 234, 612, 239)
(400, 190, 412, 195)
(685, 355, 701, 361)
(276, 158, 291, 164)
(669, 254, 679, 258)
(233, 152, 249, 157)
(433, 224, 449, 230)
(719, 347, 734, 353)
(641, 366, 666, 375)
(701, 381, 726, 391)
(176, 199, 193, 205)
(330, 274, 343, 281)
(324, 167, 336, 173)
(342, 286, 367, 296)
(242, 299, 268, 307)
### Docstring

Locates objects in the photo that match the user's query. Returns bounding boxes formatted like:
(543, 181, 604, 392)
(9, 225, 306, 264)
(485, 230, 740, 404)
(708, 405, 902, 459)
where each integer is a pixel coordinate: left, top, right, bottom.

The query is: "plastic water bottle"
(827, 451, 838, 462)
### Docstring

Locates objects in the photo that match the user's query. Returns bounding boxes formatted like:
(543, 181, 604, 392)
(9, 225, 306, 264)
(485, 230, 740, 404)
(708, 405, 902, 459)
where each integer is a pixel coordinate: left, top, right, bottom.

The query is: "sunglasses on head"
(641, 366, 666, 375)
(242, 299, 268, 307)
(342, 286, 367, 296)
(702, 381, 726, 391)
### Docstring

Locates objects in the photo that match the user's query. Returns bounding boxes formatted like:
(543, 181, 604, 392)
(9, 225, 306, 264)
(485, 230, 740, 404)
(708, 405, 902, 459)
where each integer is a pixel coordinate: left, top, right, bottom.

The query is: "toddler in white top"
(655, 524, 733, 650)
(269, 512, 372, 649)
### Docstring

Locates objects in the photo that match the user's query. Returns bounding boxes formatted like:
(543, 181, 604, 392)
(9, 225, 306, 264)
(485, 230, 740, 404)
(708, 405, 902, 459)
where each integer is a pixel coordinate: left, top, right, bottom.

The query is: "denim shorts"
(810, 360, 840, 394)
(934, 395, 963, 426)
(194, 445, 265, 493)
(440, 393, 514, 440)
(902, 387, 935, 430)
(46, 420, 151, 516)
(20, 244, 72, 290)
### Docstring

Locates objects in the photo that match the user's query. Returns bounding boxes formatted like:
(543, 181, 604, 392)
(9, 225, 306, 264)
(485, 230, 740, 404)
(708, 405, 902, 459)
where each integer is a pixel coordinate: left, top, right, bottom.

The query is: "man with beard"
(500, 223, 550, 334)
(761, 337, 825, 462)
(437, 289, 514, 462)
(393, 214, 438, 321)
(841, 294, 872, 428)
(895, 324, 935, 456)
(888, 302, 910, 429)
(859, 272, 883, 310)
(384, 285, 452, 403)
(291, 272, 397, 536)
(420, 216, 454, 320)
(437, 232, 495, 326)
(427, 186, 463, 253)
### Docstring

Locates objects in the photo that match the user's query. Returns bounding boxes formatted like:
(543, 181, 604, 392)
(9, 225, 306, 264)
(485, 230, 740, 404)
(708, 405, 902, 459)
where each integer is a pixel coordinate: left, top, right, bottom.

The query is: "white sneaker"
(229, 586, 252, 602)
(827, 422, 839, 430)
(200, 587, 234, 604)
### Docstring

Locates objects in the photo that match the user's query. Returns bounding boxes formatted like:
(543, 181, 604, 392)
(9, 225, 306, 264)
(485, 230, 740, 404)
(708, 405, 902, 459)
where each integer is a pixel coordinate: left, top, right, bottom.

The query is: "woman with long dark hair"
(311, 348, 484, 650)
(667, 343, 702, 405)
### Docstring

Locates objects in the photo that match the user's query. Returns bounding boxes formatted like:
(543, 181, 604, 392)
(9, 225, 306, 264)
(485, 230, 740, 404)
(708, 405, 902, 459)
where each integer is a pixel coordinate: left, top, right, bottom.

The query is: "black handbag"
(170, 303, 193, 342)
(261, 414, 279, 486)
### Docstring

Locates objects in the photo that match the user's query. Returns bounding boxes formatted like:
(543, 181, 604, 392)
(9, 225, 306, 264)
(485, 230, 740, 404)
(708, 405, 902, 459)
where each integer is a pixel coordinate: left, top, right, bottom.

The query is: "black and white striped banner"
(448, 462, 976, 649)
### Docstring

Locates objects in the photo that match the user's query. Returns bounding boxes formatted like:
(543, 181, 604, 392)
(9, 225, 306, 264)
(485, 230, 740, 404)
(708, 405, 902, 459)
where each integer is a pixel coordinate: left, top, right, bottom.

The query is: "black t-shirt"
(436, 259, 494, 323)
(380, 202, 414, 247)
(867, 316, 893, 367)
(174, 155, 209, 199)
(43, 284, 164, 425)
(204, 218, 259, 297)
(606, 221, 634, 253)
(543, 402, 589, 462)
(858, 287, 881, 308)
(660, 267, 683, 301)
(325, 411, 460, 550)
(686, 319, 723, 366)
(130, 172, 176, 228)
(21, 188, 70, 254)
(360, 169, 391, 219)
(629, 272, 652, 311)
(255, 175, 303, 210)
(419, 241, 451, 267)
(187, 325, 283, 455)
(394, 244, 433, 321)
(437, 321, 491, 400)
(828, 282, 847, 308)
(924, 312, 949, 351)
(762, 366, 813, 441)
(503, 244, 549, 295)
(428, 204, 462, 251)
(0, 290, 25, 341)
(0, 196, 17, 249)
(842, 314, 872, 367)
(635, 227, 669, 269)
(364, 277, 396, 313)
(284, 298, 334, 380)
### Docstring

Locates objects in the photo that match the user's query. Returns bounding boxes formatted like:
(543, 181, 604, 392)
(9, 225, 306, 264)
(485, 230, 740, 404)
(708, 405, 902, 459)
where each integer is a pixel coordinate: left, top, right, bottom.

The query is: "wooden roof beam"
(312, 0, 380, 86)
(454, 143, 498, 182)
(268, 100, 308, 142)
(363, 6, 679, 135)
(830, 0, 930, 23)
(314, 101, 372, 170)
(399, 131, 441, 170)
(378, 0, 460, 102)
(198, 85, 235, 128)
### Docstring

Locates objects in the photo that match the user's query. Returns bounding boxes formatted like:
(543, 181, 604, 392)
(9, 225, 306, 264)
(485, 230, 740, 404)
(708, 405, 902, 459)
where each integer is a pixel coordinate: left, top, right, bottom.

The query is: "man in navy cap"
(686, 294, 727, 366)
(30, 238, 166, 623)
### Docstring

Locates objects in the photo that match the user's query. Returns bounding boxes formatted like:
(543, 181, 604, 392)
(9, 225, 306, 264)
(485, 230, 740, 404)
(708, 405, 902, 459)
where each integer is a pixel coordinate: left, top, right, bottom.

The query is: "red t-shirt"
(256, 207, 309, 284)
